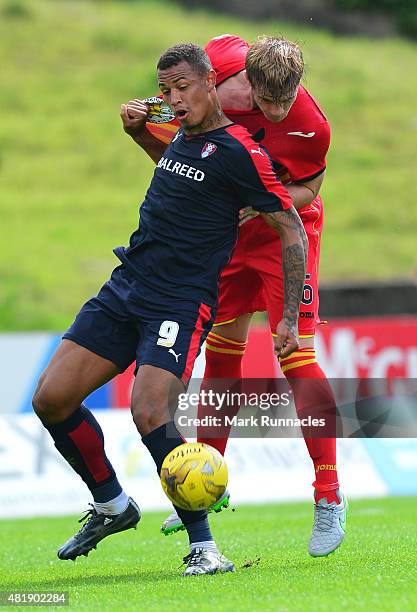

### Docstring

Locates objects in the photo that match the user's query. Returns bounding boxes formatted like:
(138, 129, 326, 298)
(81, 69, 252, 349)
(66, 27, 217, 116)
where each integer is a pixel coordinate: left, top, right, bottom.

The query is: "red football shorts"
(214, 197, 324, 337)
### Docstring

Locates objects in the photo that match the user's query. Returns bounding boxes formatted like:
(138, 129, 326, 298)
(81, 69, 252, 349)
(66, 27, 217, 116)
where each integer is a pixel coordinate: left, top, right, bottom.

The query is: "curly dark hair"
(157, 43, 211, 76)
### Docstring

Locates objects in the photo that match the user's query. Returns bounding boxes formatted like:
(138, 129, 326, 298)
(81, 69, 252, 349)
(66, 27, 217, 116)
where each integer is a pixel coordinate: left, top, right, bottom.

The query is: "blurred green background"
(1, 0, 417, 330)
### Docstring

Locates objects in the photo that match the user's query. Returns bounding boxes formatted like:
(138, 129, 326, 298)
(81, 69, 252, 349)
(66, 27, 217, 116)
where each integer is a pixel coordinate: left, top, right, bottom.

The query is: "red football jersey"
(222, 85, 330, 185)
(204, 34, 330, 183)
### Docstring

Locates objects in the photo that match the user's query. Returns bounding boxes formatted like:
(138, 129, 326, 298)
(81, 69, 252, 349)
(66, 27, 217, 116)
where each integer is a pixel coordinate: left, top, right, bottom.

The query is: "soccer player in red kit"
(121, 35, 347, 557)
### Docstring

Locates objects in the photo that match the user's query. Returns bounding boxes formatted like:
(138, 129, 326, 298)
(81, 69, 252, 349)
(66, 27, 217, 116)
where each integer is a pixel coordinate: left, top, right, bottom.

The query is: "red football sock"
(280, 348, 340, 504)
(197, 331, 246, 455)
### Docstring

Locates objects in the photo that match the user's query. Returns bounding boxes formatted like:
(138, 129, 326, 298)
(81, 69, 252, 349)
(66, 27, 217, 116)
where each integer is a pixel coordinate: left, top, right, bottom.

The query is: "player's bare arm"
(260, 206, 308, 357)
(239, 171, 325, 224)
(120, 99, 167, 163)
(285, 171, 325, 209)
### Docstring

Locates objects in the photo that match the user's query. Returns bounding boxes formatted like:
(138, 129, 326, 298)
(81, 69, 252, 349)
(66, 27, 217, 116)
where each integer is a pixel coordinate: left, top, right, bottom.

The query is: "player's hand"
(120, 99, 149, 137)
(239, 206, 259, 226)
(273, 318, 299, 358)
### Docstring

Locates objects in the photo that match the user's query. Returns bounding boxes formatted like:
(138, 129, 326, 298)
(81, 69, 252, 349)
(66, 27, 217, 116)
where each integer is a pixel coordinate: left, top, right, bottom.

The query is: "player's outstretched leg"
(161, 320, 250, 536)
(142, 422, 234, 576)
(32, 340, 140, 560)
(197, 330, 248, 455)
(308, 489, 348, 557)
(132, 365, 234, 576)
(280, 345, 347, 556)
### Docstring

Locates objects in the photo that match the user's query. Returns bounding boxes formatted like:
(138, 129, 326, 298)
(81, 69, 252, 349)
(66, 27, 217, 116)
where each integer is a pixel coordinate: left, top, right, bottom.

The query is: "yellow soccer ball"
(160, 442, 228, 511)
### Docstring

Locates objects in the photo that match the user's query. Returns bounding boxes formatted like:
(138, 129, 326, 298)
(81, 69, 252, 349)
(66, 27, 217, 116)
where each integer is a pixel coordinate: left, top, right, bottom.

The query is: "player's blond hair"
(246, 36, 304, 104)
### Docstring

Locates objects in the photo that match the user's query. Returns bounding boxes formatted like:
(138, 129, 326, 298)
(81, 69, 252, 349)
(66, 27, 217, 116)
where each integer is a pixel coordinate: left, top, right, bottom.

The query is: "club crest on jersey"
(201, 142, 217, 159)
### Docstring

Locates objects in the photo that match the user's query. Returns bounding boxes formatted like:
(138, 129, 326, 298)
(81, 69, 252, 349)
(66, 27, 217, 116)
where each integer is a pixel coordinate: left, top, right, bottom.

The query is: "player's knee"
(32, 372, 71, 423)
(212, 315, 250, 343)
(130, 391, 168, 435)
(130, 402, 159, 435)
(131, 368, 182, 435)
(32, 372, 47, 416)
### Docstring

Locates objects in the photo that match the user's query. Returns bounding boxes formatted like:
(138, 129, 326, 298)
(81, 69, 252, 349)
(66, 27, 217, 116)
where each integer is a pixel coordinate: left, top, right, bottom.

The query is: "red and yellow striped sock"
(280, 348, 340, 504)
(204, 331, 247, 373)
(197, 331, 247, 455)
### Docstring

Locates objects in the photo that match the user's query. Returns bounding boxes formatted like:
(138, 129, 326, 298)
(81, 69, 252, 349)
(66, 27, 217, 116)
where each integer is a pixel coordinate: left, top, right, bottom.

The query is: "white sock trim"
(190, 540, 218, 553)
(94, 490, 129, 516)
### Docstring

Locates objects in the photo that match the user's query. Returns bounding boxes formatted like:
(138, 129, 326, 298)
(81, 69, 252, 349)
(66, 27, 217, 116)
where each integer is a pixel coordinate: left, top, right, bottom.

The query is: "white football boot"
(182, 547, 235, 576)
(308, 489, 348, 557)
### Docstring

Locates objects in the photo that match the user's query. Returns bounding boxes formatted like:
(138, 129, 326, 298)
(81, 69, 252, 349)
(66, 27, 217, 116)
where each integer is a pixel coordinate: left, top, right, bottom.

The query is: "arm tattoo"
(263, 208, 308, 332)
(282, 242, 306, 331)
(263, 208, 306, 235)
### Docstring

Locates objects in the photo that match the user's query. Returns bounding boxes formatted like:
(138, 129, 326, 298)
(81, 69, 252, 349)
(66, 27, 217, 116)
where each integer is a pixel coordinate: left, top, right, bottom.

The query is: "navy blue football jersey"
(114, 123, 292, 306)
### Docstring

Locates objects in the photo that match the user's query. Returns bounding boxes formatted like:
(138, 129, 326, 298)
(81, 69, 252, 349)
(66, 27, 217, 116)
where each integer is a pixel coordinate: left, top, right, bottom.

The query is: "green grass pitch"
(1, 497, 416, 610)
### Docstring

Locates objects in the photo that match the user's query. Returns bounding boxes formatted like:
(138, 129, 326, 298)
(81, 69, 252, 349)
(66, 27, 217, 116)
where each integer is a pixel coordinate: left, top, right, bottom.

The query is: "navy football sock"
(142, 422, 214, 545)
(45, 405, 122, 503)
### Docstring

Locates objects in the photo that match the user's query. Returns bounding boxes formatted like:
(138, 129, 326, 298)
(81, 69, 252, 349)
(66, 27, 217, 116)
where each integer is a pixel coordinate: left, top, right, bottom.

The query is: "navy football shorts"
(63, 266, 215, 384)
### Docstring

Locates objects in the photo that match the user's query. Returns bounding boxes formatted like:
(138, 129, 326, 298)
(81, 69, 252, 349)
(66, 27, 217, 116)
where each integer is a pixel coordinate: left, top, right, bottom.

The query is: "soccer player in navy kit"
(32, 44, 307, 576)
